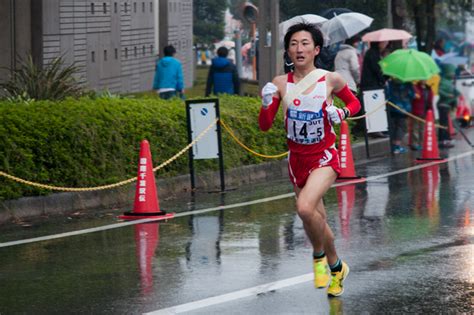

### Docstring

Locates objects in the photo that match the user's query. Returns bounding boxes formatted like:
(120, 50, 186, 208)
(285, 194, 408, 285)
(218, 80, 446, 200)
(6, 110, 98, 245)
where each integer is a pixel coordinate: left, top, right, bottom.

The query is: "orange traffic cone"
(416, 110, 446, 163)
(336, 121, 365, 182)
(447, 112, 456, 136)
(119, 140, 174, 220)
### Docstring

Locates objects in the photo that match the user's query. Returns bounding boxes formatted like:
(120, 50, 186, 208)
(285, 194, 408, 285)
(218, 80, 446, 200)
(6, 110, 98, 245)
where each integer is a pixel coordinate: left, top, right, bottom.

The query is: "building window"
(150, 1, 153, 12)
(91, 51, 95, 62)
(125, 47, 128, 58)
(104, 50, 108, 61)
(134, 46, 137, 57)
(150, 45, 153, 54)
(142, 2, 145, 12)
(91, 3, 95, 14)
(142, 46, 146, 56)
(133, 2, 137, 13)
(115, 48, 118, 59)
(114, 2, 117, 13)
(103, 2, 107, 14)
(124, 2, 128, 13)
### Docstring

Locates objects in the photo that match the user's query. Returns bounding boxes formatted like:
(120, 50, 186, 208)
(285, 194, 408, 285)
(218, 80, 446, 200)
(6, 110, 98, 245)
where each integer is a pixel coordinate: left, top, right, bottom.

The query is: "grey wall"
(0, 0, 33, 86)
(0, 0, 193, 93)
(159, 0, 193, 88)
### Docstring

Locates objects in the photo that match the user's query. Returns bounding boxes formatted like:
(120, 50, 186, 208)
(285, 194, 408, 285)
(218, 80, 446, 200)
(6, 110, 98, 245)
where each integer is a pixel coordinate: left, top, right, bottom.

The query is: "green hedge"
(0, 95, 287, 200)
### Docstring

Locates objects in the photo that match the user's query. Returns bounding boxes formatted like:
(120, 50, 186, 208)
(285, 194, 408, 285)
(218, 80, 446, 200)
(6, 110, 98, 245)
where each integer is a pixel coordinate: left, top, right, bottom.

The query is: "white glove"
(261, 82, 278, 108)
(326, 104, 347, 124)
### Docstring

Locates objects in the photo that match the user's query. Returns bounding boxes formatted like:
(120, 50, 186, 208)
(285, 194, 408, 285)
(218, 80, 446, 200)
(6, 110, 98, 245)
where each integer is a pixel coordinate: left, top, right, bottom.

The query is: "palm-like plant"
(1, 54, 84, 101)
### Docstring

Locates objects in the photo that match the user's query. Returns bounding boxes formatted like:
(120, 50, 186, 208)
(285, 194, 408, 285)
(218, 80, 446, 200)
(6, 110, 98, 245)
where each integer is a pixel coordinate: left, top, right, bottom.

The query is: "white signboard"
(363, 89, 388, 133)
(189, 102, 219, 159)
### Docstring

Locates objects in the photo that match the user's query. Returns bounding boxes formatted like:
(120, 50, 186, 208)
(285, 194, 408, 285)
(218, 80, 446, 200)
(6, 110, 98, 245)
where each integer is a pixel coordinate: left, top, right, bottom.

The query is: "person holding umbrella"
(258, 23, 361, 297)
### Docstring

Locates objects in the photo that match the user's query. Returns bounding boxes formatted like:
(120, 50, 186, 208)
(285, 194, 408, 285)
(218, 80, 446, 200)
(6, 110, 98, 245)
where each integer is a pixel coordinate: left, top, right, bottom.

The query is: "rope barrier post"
(185, 102, 196, 194)
(215, 104, 226, 192)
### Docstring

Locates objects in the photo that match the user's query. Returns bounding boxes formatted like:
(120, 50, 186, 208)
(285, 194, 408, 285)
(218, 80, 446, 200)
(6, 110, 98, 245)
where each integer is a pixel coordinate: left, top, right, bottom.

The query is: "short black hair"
(164, 45, 176, 56)
(284, 23, 324, 51)
(345, 34, 361, 46)
(217, 46, 229, 57)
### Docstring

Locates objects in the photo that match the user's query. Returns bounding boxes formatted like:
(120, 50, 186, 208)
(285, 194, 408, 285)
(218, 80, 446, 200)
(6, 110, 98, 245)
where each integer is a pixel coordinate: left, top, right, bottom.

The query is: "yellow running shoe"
(328, 261, 350, 297)
(313, 257, 330, 288)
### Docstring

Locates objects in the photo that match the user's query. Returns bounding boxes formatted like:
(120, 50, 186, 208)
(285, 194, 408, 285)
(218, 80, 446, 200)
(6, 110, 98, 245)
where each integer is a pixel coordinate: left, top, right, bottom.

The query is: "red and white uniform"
(259, 72, 360, 188)
(284, 72, 340, 187)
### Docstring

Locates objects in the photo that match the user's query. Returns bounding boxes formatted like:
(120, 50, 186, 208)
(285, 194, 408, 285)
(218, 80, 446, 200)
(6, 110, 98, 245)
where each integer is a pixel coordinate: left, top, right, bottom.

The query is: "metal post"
(185, 104, 196, 194)
(215, 100, 225, 192)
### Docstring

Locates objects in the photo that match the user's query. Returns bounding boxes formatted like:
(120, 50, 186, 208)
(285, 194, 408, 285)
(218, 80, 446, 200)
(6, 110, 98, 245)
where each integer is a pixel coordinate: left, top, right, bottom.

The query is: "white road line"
(143, 273, 313, 315)
(1, 150, 472, 249)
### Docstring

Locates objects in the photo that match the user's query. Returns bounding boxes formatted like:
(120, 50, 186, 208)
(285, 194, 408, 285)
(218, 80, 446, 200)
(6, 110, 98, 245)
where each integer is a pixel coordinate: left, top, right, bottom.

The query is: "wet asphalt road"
(0, 132, 473, 314)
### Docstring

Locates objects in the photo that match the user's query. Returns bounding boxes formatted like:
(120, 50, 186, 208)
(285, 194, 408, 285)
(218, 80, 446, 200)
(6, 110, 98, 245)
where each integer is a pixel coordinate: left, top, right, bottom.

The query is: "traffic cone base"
(119, 212, 174, 221)
(119, 140, 175, 221)
(415, 157, 447, 164)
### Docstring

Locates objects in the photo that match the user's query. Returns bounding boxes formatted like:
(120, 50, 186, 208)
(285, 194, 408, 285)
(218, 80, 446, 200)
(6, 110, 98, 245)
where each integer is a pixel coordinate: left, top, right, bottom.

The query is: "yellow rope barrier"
(385, 101, 448, 130)
(0, 99, 449, 192)
(220, 119, 288, 158)
(346, 101, 386, 121)
(0, 118, 218, 191)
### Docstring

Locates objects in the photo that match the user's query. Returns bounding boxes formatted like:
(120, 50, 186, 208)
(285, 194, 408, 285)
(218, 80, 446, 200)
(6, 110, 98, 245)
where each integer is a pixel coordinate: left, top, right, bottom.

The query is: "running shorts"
(288, 147, 341, 188)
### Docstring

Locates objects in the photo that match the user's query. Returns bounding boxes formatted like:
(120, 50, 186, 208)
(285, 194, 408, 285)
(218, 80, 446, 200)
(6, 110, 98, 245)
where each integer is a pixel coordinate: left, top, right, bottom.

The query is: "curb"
(0, 138, 390, 224)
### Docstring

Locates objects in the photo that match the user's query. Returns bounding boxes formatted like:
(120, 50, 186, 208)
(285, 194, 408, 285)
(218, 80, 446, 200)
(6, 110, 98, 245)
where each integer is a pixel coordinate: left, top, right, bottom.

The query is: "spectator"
(438, 63, 459, 148)
(360, 41, 389, 91)
(334, 35, 361, 94)
(153, 45, 184, 99)
(205, 46, 240, 96)
(386, 78, 415, 154)
(410, 81, 433, 150)
(431, 38, 446, 64)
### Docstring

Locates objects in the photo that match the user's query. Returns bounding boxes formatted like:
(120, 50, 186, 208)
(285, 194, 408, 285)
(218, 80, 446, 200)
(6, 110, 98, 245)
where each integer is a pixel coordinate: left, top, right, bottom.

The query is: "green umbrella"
(379, 49, 440, 82)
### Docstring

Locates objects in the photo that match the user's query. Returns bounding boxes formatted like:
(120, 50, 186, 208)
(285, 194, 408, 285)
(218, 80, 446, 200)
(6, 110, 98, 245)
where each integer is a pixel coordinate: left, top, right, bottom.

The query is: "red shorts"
(288, 148, 341, 188)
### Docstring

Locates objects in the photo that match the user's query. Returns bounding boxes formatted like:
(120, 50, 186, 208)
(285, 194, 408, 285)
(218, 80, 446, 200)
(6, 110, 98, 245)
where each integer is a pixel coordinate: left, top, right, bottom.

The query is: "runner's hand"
(326, 104, 346, 124)
(261, 82, 278, 108)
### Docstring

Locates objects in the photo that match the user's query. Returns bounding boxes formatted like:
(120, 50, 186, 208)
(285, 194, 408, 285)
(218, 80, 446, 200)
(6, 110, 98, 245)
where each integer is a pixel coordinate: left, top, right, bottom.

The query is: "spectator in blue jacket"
(153, 45, 184, 99)
(386, 78, 415, 154)
(205, 46, 240, 97)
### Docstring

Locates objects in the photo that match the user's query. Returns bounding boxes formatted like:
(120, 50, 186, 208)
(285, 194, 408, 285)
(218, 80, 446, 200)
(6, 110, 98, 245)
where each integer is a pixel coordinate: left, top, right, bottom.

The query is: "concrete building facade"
(0, 0, 193, 94)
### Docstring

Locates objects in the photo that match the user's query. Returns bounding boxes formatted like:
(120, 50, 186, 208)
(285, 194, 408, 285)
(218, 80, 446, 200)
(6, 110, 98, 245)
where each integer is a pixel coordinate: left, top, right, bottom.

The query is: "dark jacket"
(205, 57, 240, 96)
(360, 46, 386, 91)
(386, 80, 415, 116)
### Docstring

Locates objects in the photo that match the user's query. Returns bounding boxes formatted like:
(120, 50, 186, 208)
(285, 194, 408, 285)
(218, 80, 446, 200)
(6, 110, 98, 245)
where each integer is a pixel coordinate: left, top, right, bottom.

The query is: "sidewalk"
(0, 137, 390, 224)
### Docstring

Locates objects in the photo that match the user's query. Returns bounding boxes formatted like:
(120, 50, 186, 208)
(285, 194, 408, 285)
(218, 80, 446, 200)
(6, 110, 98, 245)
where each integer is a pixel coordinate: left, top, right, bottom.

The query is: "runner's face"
(288, 31, 320, 68)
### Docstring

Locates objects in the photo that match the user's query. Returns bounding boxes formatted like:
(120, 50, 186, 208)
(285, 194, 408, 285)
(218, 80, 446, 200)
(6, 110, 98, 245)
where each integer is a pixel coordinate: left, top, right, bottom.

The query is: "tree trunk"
(412, 0, 436, 53)
(391, 0, 408, 49)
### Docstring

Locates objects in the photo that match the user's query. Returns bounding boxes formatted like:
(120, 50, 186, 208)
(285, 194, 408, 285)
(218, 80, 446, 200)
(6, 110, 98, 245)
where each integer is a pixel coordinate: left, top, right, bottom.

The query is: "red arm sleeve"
(334, 85, 361, 117)
(258, 96, 281, 131)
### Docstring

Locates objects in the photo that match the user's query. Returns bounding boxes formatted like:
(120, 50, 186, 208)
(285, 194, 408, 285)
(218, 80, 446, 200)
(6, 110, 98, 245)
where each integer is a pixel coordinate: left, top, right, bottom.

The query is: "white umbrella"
(279, 14, 328, 45)
(320, 12, 373, 46)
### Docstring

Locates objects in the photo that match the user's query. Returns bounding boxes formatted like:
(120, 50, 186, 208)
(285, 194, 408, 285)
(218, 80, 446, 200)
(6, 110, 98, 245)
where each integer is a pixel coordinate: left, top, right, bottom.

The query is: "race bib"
(287, 109, 325, 144)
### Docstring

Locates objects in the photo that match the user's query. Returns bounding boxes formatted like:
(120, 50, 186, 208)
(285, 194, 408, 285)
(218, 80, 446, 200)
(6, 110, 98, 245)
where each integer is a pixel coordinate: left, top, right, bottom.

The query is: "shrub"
(0, 54, 84, 101)
(0, 95, 286, 200)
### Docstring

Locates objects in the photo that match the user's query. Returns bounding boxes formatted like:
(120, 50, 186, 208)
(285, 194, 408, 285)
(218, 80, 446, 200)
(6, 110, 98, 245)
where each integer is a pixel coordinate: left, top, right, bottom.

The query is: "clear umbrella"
(320, 12, 373, 46)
